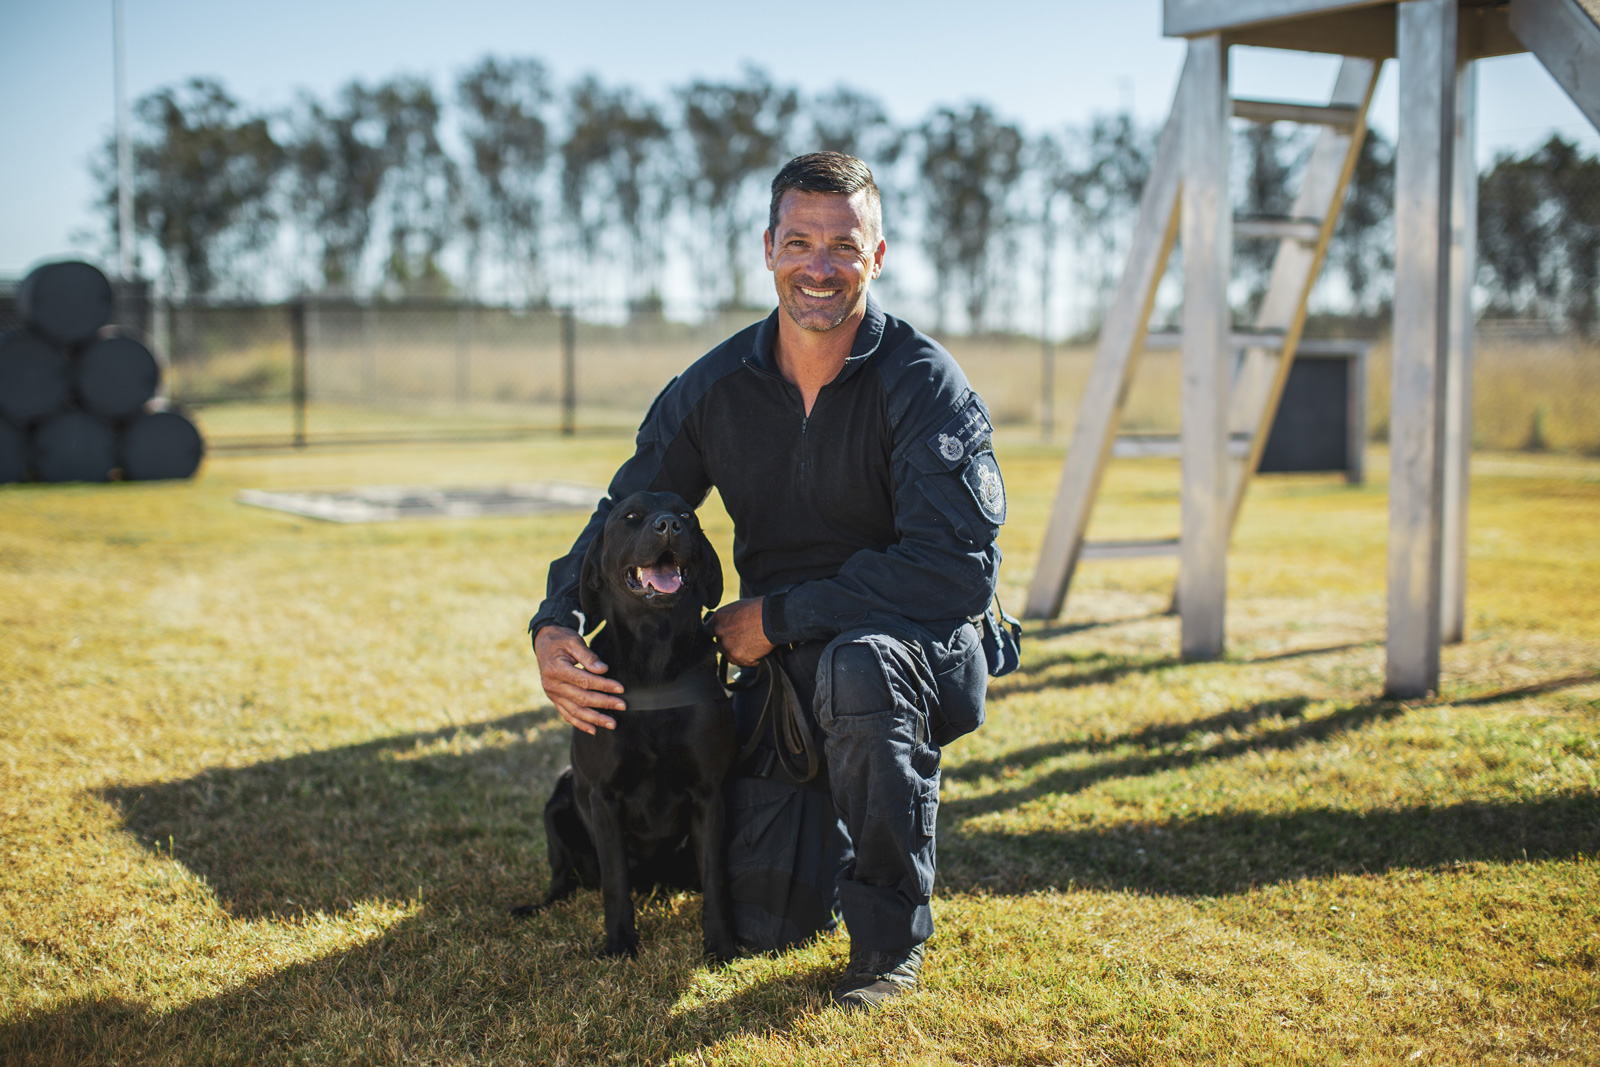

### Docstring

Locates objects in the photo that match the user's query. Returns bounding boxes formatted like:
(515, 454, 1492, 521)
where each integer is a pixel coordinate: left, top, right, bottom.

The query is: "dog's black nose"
(653, 514, 683, 536)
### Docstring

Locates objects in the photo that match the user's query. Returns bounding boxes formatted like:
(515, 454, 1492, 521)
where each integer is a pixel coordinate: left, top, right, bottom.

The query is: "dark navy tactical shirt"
(529, 295, 1004, 647)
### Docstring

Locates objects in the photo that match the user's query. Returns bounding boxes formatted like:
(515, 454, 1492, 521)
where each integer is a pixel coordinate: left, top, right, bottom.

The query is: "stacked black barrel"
(0, 261, 203, 484)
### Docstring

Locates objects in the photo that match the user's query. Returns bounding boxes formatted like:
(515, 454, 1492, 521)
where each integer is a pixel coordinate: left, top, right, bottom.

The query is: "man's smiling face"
(764, 189, 885, 334)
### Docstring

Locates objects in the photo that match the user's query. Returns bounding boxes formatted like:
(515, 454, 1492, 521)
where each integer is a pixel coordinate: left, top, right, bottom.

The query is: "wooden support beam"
(1023, 55, 1193, 620)
(1388, 0, 1458, 699)
(1223, 58, 1380, 536)
(1441, 59, 1478, 644)
(1165, 0, 1389, 37)
(1234, 216, 1325, 242)
(1511, 0, 1600, 132)
(1232, 98, 1361, 127)
(1180, 34, 1232, 662)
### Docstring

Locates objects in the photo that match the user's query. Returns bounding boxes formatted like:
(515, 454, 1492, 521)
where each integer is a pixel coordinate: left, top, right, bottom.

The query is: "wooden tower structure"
(1025, 0, 1600, 697)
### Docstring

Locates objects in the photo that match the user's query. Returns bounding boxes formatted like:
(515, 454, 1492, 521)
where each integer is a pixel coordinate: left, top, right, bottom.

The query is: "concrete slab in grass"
(237, 482, 605, 523)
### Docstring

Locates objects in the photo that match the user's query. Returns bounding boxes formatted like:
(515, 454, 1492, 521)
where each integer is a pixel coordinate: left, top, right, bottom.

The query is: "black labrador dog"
(519, 490, 738, 961)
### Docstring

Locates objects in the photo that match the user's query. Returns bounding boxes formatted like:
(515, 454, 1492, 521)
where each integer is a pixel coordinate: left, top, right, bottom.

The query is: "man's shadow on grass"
(2, 708, 831, 1066)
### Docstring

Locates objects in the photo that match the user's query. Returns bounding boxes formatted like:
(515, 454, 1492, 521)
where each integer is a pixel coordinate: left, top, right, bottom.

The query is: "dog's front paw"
(600, 931, 640, 959)
(509, 903, 544, 920)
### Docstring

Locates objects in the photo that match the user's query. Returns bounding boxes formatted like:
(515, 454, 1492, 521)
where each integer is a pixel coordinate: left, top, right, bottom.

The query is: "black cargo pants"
(727, 622, 984, 954)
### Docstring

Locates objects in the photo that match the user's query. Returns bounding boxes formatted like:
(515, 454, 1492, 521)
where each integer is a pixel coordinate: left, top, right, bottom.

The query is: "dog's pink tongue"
(640, 565, 682, 594)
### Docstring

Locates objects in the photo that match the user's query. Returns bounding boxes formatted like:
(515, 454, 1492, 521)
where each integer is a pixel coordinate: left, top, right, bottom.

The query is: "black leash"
(721, 653, 820, 784)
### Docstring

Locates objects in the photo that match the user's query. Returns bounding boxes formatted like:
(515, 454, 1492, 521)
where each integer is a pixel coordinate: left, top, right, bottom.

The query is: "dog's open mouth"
(625, 550, 686, 597)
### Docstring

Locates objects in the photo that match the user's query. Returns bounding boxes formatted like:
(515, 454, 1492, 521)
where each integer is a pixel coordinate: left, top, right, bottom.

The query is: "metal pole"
(151, 293, 171, 402)
(1441, 58, 1478, 644)
(113, 0, 133, 279)
(362, 303, 376, 403)
(1387, 0, 1458, 698)
(1040, 339, 1055, 442)
(561, 305, 576, 436)
(291, 300, 308, 449)
(456, 303, 472, 405)
(1179, 34, 1231, 662)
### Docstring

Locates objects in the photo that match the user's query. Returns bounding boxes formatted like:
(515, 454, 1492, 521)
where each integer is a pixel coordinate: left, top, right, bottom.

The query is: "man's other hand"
(534, 625, 625, 734)
(709, 596, 775, 667)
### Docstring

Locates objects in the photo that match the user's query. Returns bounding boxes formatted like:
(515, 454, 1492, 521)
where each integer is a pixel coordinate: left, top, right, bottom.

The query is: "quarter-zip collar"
(746, 294, 888, 386)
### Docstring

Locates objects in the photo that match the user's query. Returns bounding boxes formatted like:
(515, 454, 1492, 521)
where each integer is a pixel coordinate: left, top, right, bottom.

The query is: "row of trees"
(94, 59, 1599, 336)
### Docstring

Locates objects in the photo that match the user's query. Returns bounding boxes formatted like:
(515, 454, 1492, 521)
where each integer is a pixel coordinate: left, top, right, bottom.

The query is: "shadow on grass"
(1019, 612, 1168, 641)
(942, 696, 1382, 821)
(99, 707, 566, 920)
(993, 641, 1374, 700)
(988, 650, 1186, 698)
(0, 920, 833, 1066)
(947, 696, 1315, 785)
(940, 793, 1600, 897)
(1242, 641, 1373, 663)
(941, 671, 1600, 896)
(948, 673, 1600, 824)
(8, 674, 1594, 1064)
(0, 708, 835, 1065)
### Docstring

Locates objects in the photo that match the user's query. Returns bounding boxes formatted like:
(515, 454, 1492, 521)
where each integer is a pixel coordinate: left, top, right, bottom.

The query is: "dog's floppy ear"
(695, 527, 723, 610)
(578, 525, 606, 629)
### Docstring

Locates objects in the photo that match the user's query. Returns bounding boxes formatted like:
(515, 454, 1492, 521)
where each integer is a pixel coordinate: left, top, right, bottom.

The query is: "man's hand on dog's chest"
(534, 625, 625, 733)
(709, 596, 774, 667)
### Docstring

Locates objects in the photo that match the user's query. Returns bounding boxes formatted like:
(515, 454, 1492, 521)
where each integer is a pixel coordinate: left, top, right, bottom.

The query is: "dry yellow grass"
(1, 435, 1596, 1065)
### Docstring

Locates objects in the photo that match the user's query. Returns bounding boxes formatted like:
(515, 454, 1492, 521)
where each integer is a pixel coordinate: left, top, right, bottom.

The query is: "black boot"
(831, 941, 924, 1011)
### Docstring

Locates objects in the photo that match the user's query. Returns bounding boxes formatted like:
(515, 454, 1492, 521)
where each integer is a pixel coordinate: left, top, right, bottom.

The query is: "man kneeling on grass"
(529, 151, 1008, 1011)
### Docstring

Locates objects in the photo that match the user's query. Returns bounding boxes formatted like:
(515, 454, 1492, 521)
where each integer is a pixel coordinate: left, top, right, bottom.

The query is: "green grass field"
(2, 435, 1596, 1065)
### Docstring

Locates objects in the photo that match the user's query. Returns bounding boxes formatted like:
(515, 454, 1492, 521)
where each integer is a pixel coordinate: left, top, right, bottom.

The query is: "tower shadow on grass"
(940, 793, 1600, 897)
(940, 672, 1600, 896)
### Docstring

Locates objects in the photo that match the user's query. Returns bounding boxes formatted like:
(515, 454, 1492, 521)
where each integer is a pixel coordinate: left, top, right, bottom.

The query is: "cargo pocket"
(926, 620, 986, 745)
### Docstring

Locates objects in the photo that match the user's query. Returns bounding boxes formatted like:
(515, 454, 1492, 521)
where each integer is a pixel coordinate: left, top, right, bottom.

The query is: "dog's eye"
(624, 511, 638, 520)
(679, 512, 690, 520)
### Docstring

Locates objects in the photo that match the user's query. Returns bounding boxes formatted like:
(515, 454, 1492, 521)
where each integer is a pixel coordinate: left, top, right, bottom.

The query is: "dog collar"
(621, 666, 728, 712)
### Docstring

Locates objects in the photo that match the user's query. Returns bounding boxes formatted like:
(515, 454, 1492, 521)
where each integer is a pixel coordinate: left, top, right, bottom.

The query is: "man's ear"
(696, 529, 723, 611)
(578, 528, 605, 627)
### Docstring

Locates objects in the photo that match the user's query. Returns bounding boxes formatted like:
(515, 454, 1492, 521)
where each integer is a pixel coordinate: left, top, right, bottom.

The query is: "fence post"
(456, 303, 472, 405)
(561, 305, 576, 436)
(291, 299, 307, 449)
(362, 303, 376, 403)
(1040, 338, 1055, 442)
(153, 295, 173, 403)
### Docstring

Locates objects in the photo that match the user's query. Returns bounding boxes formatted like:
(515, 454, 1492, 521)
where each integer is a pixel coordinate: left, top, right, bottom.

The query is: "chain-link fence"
(3, 285, 1594, 455)
(142, 300, 763, 448)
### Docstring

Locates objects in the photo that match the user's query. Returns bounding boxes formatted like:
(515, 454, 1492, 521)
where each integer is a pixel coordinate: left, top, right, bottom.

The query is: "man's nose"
(653, 514, 683, 536)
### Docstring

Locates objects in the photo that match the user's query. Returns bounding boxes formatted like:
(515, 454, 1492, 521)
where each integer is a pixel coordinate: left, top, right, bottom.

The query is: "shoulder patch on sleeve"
(961, 450, 1007, 525)
(926, 396, 993, 471)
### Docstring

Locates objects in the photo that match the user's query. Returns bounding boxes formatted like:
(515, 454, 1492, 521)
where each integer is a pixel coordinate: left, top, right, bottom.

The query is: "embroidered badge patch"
(927, 398, 993, 471)
(961, 450, 1007, 525)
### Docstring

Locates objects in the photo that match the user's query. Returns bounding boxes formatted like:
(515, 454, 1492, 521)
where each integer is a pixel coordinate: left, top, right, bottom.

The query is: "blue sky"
(2, 0, 1596, 280)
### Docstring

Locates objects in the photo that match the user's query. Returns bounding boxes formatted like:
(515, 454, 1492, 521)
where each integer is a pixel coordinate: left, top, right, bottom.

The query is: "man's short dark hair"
(768, 152, 882, 239)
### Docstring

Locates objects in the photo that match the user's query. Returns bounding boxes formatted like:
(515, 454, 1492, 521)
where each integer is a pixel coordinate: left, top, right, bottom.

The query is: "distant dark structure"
(1256, 341, 1368, 483)
(0, 261, 203, 484)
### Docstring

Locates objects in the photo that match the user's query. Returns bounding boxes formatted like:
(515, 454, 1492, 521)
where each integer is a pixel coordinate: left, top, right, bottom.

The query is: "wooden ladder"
(1024, 52, 1381, 619)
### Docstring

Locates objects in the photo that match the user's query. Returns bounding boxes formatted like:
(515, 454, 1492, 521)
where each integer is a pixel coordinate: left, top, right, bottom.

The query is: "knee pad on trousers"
(825, 641, 894, 717)
(814, 630, 936, 725)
